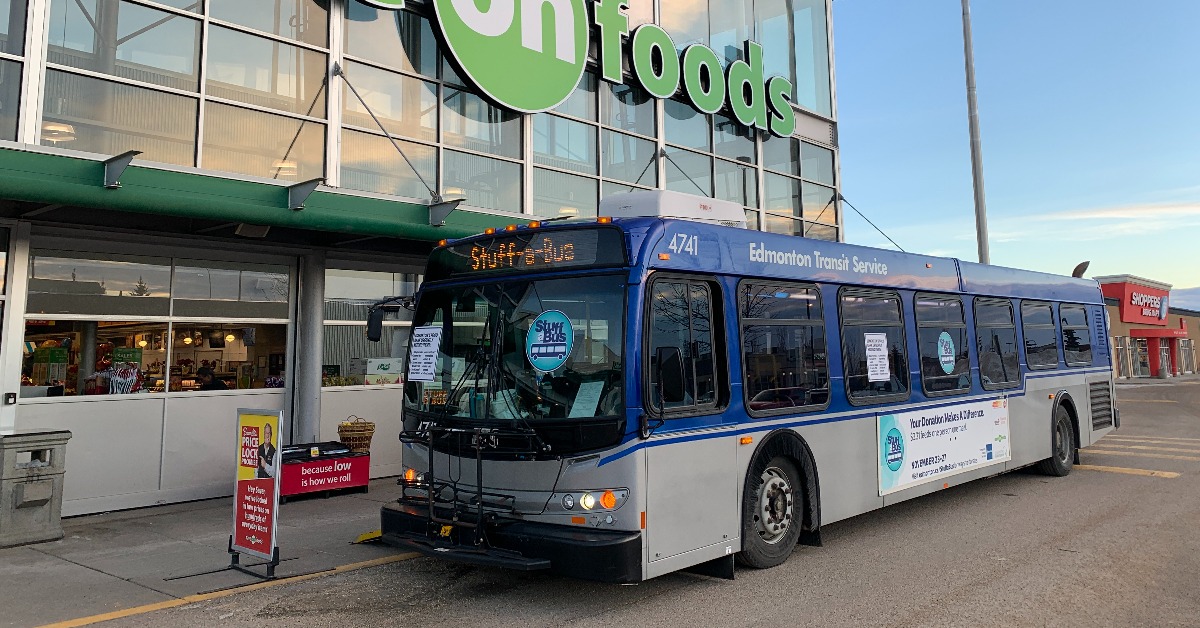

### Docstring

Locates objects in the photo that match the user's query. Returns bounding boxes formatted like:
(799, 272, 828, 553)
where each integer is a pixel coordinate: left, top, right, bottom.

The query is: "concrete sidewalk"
(0, 478, 407, 628)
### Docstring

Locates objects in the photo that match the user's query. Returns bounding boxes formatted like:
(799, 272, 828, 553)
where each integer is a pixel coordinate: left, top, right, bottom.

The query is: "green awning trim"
(0, 146, 506, 241)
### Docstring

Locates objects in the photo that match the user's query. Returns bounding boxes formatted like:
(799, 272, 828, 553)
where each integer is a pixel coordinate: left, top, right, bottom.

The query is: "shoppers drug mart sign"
(361, 0, 796, 137)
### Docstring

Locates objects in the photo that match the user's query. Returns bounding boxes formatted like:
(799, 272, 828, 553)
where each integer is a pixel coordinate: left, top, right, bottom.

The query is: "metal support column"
(294, 251, 325, 443)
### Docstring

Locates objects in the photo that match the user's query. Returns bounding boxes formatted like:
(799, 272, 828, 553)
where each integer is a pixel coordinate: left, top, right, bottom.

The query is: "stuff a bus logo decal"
(526, 310, 573, 372)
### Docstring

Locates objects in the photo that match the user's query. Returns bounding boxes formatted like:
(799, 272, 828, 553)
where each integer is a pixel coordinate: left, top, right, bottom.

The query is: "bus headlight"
(562, 494, 574, 510)
(580, 493, 596, 510)
(552, 489, 628, 513)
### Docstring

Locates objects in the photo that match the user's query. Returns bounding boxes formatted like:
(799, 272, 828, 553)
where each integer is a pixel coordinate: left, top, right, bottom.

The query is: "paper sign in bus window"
(408, 326, 444, 382)
(865, 333, 890, 382)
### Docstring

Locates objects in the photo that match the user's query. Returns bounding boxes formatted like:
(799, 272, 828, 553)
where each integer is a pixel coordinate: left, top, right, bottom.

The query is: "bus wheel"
(1037, 406, 1075, 477)
(738, 456, 803, 569)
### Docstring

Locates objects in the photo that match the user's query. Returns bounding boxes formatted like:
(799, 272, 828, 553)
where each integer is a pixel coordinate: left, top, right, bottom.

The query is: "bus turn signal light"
(600, 490, 617, 509)
(404, 468, 417, 482)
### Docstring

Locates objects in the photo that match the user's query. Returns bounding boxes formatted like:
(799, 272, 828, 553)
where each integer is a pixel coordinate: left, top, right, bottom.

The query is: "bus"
(378, 194, 1118, 583)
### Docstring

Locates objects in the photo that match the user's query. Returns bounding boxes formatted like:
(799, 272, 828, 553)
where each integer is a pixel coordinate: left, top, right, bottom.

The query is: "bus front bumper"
(380, 502, 642, 583)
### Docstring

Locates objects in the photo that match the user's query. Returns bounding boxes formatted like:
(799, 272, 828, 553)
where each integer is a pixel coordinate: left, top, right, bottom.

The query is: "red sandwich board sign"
(231, 408, 282, 562)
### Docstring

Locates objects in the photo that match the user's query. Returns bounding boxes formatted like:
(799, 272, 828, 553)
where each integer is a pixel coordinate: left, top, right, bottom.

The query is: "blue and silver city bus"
(379, 204, 1117, 583)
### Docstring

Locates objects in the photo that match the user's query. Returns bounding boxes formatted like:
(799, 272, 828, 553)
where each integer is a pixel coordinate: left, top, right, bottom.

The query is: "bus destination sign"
(428, 228, 626, 280)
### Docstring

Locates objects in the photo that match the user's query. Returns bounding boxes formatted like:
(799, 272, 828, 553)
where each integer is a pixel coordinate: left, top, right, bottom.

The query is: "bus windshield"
(403, 274, 625, 422)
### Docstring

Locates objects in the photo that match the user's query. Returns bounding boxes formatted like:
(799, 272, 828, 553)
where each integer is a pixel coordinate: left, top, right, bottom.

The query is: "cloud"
(1173, 287, 1200, 311)
(989, 201, 1200, 243)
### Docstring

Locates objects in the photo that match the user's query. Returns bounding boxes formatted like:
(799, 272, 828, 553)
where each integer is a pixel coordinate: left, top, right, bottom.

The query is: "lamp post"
(962, 0, 990, 264)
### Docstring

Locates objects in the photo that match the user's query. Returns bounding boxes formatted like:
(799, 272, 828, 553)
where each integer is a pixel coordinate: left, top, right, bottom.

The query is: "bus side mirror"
(655, 346, 686, 403)
(366, 308, 385, 342)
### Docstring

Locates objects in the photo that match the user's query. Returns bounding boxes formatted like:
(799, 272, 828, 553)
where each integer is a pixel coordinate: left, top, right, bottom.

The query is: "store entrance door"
(1160, 342, 1172, 376)
(1133, 339, 1150, 377)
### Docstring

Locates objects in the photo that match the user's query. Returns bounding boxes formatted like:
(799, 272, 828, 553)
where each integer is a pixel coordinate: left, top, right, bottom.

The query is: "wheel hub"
(754, 467, 794, 545)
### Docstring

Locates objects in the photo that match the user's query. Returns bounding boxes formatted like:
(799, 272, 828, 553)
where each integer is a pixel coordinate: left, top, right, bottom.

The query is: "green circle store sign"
(361, 0, 795, 137)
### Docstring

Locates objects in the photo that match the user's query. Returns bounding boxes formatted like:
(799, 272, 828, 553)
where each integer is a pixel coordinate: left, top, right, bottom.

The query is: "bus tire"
(737, 455, 803, 569)
(1037, 406, 1075, 477)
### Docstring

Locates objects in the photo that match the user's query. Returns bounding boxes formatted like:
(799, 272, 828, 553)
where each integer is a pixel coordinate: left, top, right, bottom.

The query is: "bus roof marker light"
(528, 221, 542, 228)
(658, 253, 671, 260)
(437, 239, 448, 247)
(597, 216, 612, 224)
(505, 224, 518, 232)
(926, 263, 933, 269)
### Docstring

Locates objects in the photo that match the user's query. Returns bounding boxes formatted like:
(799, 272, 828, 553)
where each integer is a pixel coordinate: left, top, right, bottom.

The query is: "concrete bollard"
(0, 429, 72, 547)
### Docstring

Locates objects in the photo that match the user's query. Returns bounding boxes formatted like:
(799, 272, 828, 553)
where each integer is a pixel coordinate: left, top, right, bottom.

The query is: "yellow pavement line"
(1104, 438, 1200, 446)
(1083, 449, 1200, 462)
(1076, 464, 1181, 478)
(1107, 435, 1200, 443)
(1098, 443, 1200, 455)
(39, 552, 420, 628)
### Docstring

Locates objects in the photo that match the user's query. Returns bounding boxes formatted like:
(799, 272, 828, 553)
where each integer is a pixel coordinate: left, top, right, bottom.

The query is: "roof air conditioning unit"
(599, 190, 747, 228)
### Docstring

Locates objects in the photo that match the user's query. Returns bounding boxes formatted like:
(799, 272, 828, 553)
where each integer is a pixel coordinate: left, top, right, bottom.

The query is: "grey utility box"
(0, 429, 72, 547)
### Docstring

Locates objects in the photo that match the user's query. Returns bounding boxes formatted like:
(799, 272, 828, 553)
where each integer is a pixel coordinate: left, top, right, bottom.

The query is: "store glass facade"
(6, 0, 839, 240)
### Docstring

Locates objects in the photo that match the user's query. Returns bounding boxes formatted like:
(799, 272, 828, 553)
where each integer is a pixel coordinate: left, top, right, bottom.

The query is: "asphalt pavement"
(7, 374, 1200, 628)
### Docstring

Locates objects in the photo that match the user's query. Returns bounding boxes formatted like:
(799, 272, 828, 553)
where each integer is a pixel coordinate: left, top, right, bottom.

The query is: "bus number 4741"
(668, 233, 699, 255)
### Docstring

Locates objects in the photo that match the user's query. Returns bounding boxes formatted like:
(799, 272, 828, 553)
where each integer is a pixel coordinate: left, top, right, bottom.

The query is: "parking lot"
(44, 376, 1200, 628)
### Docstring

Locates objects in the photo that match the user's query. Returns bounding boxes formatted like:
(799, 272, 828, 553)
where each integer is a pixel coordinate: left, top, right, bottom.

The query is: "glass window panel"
(533, 114, 597, 174)
(804, 222, 836, 241)
(763, 172, 800, 216)
(1021, 302, 1054, 327)
(344, 6, 435, 77)
(47, 0, 200, 91)
(761, 133, 799, 174)
(442, 88, 521, 158)
(714, 158, 756, 207)
(172, 261, 290, 319)
(710, 0, 753, 66)
(741, 283, 821, 320)
(842, 323, 908, 401)
(602, 81, 654, 137)
(801, 141, 835, 185)
(1021, 302, 1058, 369)
(976, 300, 1014, 327)
(341, 61, 435, 142)
(1060, 304, 1088, 328)
(665, 147, 712, 197)
(533, 168, 598, 219)
(802, 182, 837, 222)
(743, 324, 828, 411)
(1060, 305, 1092, 366)
(42, 70, 197, 165)
(322, 324, 409, 386)
(340, 128, 435, 200)
(625, 0, 653, 27)
(553, 72, 597, 121)
(602, 179, 651, 200)
(602, 129, 657, 186)
(324, 269, 419, 321)
(763, 212, 798, 236)
(756, 0, 830, 117)
(790, 0, 831, 116)
(22, 320, 169, 396)
(443, 150, 521, 212)
(661, 0, 708, 52)
(841, 292, 902, 323)
(169, 323, 289, 390)
(0, 59, 18, 141)
(744, 209, 759, 230)
(665, 99, 711, 151)
(210, 0, 327, 47)
(977, 324, 1019, 388)
(1, 0, 27, 55)
(918, 325, 970, 395)
(202, 101, 324, 180)
(207, 26, 327, 116)
(714, 113, 755, 162)
(27, 252, 171, 316)
(916, 296, 964, 325)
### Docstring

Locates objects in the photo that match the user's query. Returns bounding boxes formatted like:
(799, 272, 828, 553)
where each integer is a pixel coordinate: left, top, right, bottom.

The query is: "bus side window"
(1021, 301, 1059, 370)
(974, 299, 1020, 389)
(1060, 304, 1093, 366)
(739, 282, 829, 414)
(839, 289, 909, 403)
(915, 293, 971, 396)
(647, 279, 720, 413)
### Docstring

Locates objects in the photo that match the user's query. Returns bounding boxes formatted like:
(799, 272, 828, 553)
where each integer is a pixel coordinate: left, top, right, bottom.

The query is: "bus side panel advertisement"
(232, 409, 283, 560)
(878, 398, 1011, 496)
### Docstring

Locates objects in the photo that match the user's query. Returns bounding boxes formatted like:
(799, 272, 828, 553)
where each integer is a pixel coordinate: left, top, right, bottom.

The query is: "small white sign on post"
(407, 326, 444, 382)
(865, 333, 890, 382)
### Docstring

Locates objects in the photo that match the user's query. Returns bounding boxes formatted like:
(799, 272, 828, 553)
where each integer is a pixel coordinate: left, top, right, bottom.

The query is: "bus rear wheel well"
(1054, 392, 1082, 464)
(749, 431, 822, 548)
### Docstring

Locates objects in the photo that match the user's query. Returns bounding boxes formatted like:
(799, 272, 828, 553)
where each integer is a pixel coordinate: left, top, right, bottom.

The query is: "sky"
(830, 0, 1200, 308)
